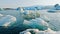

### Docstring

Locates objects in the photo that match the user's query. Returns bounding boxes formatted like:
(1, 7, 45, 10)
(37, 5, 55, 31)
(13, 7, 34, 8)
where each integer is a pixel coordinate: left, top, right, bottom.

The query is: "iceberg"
(0, 10, 24, 27)
(0, 14, 16, 28)
(23, 18, 49, 30)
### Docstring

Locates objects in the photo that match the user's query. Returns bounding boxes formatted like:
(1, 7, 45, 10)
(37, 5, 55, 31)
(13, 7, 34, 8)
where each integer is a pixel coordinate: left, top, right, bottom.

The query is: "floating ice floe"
(48, 9, 60, 13)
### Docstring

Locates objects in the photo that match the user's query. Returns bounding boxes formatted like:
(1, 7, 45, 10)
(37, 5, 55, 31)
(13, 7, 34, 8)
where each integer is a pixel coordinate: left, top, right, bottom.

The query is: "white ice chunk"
(0, 15, 16, 27)
(24, 32, 31, 34)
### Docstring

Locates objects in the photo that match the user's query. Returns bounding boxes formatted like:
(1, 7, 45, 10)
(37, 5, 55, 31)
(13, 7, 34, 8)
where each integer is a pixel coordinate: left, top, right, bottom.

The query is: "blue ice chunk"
(23, 18, 49, 30)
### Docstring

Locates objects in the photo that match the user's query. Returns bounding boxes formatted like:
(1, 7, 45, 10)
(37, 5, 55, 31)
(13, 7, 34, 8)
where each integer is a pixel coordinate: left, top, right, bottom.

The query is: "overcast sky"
(0, 0, 60, 8)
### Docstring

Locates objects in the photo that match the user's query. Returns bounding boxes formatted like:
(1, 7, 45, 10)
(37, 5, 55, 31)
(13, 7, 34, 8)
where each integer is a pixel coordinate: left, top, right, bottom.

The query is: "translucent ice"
(23, 18, 49, 30)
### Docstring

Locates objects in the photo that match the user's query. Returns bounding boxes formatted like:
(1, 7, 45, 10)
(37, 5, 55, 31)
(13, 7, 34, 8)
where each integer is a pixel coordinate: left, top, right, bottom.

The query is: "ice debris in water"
(20, 28, 58, 34)
(20, 29, 39, 34)
(23, 18, 49, 30)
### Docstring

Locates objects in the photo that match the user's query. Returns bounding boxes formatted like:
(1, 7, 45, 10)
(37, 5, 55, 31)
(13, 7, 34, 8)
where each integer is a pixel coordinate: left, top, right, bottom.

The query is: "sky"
(0, 0, 60, 8)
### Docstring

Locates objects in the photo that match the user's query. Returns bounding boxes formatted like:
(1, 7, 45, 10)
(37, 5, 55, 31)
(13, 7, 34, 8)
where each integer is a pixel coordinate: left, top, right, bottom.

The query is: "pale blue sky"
(0, 0, 60, 8)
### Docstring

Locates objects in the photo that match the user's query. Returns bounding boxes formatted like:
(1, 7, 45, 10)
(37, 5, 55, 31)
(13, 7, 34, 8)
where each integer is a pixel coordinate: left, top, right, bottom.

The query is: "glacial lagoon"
(0, 10, 60, 34)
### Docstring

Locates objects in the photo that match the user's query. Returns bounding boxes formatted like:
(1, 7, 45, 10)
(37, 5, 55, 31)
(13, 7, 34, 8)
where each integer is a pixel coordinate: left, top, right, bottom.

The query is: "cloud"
(0, 0, 60, 8)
